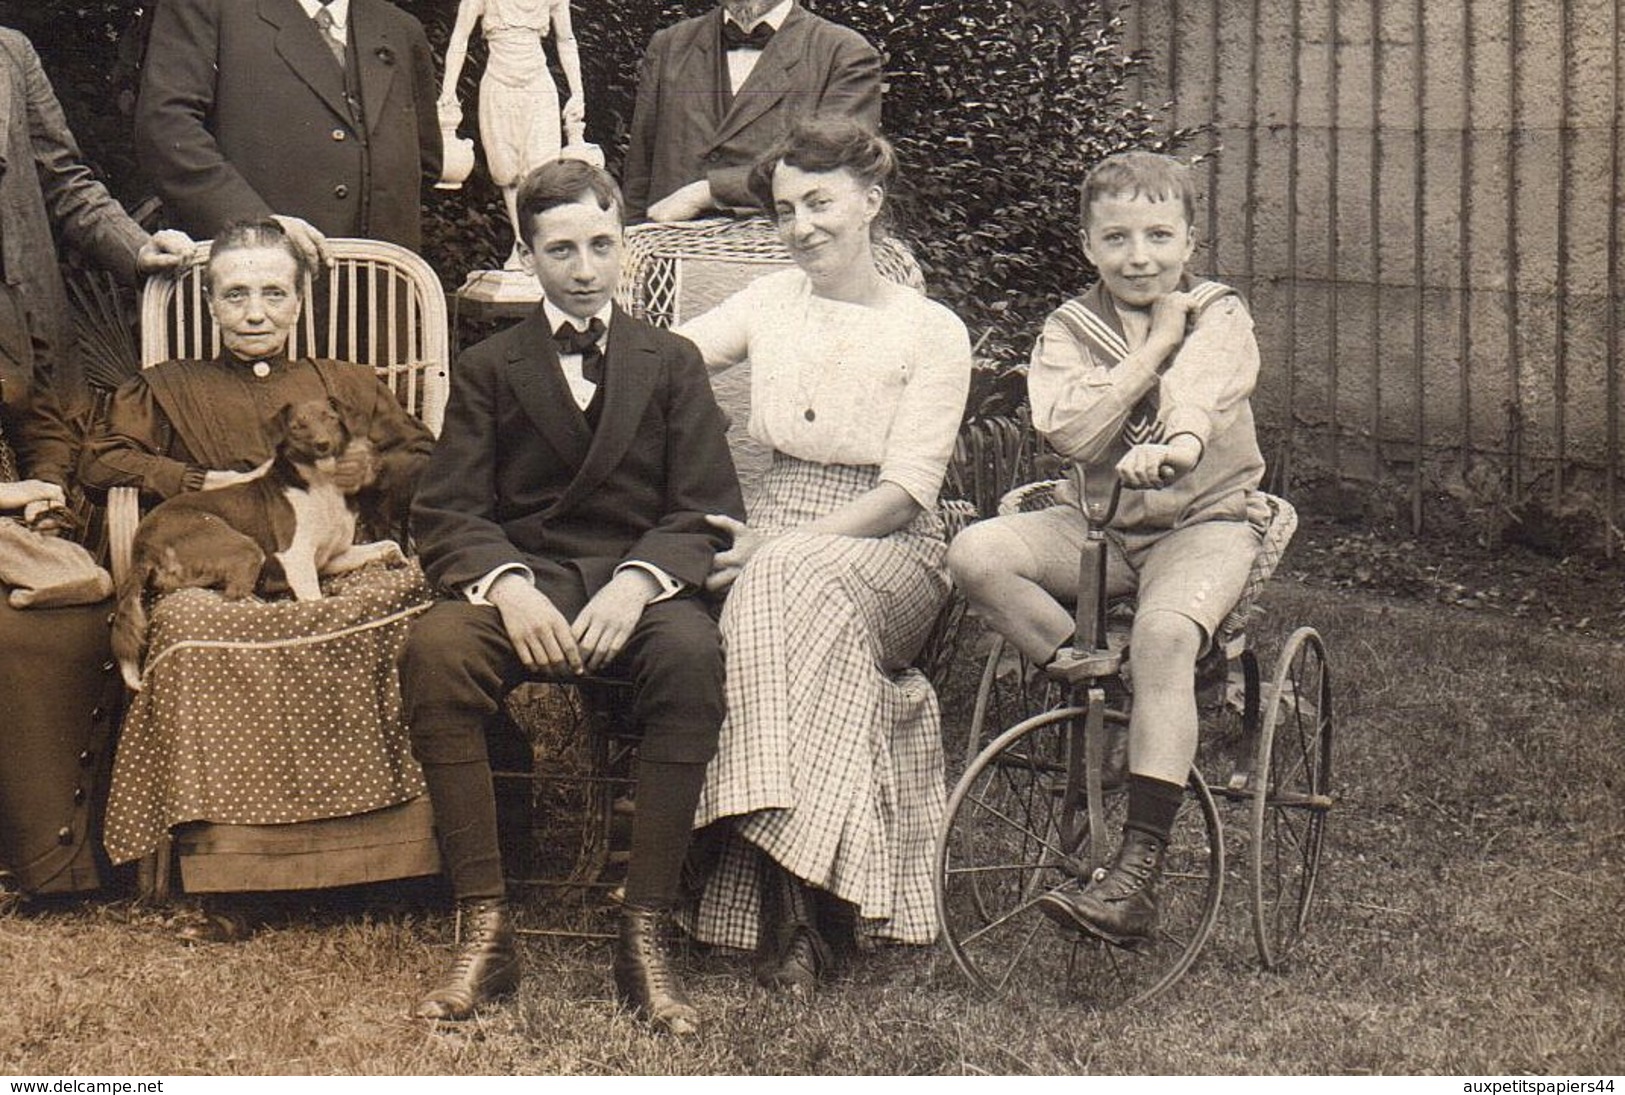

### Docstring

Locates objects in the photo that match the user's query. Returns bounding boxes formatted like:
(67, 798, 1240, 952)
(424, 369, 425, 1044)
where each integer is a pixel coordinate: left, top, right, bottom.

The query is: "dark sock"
(621, 758, 707, 908)
(419, 758, 506, 903)
(1124, 772, 1185, 845)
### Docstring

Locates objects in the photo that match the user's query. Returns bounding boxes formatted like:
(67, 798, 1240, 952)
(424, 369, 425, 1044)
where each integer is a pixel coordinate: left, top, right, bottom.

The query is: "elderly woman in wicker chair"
(674, 118, 972, 990)
(80, 219, 438, 940)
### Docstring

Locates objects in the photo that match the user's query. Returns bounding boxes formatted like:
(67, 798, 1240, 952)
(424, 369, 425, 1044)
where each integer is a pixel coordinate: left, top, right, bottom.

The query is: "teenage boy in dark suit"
(401, 158, 743, 1036)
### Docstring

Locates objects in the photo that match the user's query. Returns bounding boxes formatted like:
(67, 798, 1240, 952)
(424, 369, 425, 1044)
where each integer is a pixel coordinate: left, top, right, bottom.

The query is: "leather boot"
(754, 865, 833, 994)
(613, 904, 699, 1037)
(1037, 828, 1166, 946)
(414, 899, 521, 1020)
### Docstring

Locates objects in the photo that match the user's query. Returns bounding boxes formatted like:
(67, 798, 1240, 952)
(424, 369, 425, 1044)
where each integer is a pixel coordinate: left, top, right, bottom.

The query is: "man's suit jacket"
(623, 2, 882, 222)
(412, 305, 745, 598)
(0, 28, 146, 385)
(0, 27, 147, 480)
(135, 0, 440, 250)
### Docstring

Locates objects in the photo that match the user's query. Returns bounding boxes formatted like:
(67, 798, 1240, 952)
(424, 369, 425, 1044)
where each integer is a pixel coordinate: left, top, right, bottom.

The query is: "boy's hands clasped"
(1117, 288, 1203, 490)
(489, 567, 662, 676)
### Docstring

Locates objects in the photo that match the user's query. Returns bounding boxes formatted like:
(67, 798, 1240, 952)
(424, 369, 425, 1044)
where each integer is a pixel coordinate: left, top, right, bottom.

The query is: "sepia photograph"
(0, 0, 1620, 1078)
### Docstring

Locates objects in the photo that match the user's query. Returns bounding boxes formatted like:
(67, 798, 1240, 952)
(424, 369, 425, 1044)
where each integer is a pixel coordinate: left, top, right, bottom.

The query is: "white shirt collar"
(296, 0, 350, 34)
(726, 0, 794, 33)
(542, 298, 614, 338)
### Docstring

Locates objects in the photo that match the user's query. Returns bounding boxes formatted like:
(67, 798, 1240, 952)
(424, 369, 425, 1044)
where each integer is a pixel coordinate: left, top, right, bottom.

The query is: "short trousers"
(983, 497, 1267, 642)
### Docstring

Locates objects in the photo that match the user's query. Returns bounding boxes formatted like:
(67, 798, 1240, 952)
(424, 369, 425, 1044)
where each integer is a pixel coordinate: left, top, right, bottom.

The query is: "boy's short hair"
(515, 159, 625, 243)
(207, 217, 314, 293)
(1079, 150, 1197, 230)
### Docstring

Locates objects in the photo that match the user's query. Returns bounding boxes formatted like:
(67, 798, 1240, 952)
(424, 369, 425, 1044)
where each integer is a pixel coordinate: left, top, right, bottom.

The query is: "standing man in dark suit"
(402, 159, 743, 1035)
(2, 26, 194, 411)
(135, 0, 440, 251)
(623, 0, 882, 223)
(0, 24, 193, 899)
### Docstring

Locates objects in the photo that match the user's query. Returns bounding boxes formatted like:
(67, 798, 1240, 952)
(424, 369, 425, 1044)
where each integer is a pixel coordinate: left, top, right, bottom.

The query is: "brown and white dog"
(111, 398, 405, 690)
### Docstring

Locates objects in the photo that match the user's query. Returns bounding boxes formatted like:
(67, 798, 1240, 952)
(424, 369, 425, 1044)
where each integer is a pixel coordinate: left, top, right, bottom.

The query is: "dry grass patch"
(2, 578, 1621, 1074)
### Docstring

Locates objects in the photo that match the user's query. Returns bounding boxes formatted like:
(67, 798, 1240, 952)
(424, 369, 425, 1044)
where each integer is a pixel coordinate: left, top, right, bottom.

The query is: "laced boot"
(613, 905, 699, 1037)
(1037, 828, 1166, 946)
(753, 863, 833, 994)
(413, 899, 521, 1020)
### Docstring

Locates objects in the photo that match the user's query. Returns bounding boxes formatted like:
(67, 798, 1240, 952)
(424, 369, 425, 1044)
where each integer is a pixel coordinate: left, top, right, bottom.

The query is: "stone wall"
(1126, 0, 1623, 539)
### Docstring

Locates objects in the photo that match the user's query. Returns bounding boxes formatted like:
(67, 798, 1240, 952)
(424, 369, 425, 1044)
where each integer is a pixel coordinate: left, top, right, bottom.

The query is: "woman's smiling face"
(771, 162, 882, 286)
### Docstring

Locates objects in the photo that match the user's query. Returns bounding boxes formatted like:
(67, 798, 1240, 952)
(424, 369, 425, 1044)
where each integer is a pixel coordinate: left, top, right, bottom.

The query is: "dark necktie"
(313, 3, 346, 67)
(554, 318, 606, 385)
(722, 19, 775, 51)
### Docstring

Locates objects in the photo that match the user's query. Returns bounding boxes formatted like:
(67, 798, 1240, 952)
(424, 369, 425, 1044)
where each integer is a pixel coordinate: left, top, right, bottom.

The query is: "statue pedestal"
(454, 269, 542, 323)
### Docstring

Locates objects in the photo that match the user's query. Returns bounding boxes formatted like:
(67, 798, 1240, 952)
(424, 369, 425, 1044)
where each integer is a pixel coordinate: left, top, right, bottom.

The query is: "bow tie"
(722, 19, 775, 51)
(554, 318, 606, 384)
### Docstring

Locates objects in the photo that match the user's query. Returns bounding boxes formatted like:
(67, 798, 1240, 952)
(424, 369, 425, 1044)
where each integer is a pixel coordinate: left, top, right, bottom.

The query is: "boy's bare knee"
(947, 523, 1021, 594)
(1130, 609, 1206, 669)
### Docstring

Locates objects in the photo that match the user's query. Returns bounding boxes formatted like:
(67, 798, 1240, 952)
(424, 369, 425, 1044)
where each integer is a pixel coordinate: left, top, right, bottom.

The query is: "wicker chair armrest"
(995, 479, 1067, 517)
(1216, 492, 1299, 641)
(107, 486, 140, 586)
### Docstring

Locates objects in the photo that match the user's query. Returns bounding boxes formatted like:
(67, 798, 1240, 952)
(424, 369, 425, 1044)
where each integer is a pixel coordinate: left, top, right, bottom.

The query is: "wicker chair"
(115, 238, 449, 897)
(617, 216, 925, 326)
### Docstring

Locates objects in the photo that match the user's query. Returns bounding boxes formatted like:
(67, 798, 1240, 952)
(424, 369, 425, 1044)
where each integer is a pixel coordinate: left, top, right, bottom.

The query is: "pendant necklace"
(794, 298, 837, 423)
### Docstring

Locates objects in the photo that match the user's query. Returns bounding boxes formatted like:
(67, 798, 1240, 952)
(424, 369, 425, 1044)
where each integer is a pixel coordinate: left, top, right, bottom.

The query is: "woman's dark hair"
(205, 218, 314, 293)
(747, 117, 898, 237)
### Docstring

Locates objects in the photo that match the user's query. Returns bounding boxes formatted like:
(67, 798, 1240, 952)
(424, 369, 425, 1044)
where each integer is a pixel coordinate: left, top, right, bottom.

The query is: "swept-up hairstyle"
(747, 116, 897, 239)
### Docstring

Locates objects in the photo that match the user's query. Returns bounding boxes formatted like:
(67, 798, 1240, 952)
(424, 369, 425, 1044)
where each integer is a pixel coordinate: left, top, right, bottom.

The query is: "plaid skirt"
(104, 562, 431, 865)
(687, 454, 949, 949)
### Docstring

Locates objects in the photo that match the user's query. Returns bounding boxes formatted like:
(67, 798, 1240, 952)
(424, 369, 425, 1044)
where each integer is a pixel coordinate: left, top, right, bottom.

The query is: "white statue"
(438, 0, 592, 271)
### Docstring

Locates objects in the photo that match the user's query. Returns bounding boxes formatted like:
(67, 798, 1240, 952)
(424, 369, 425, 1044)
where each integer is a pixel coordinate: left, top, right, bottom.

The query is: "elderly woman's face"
(206, 245, 302, 361)
(771, 163, 882, 285)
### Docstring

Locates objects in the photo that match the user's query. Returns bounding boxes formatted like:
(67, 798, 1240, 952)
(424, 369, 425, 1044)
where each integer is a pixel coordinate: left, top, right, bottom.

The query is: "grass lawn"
(3, 576, 1622, 1075)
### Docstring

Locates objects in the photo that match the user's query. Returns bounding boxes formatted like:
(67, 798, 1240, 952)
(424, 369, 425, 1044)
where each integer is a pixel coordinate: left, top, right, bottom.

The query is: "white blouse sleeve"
(672, 279, 759, 374)
(878, 300, 973, 511)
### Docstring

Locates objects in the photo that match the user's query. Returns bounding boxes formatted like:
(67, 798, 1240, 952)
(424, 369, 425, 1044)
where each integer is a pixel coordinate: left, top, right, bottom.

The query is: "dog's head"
(272, 398, 351, 465)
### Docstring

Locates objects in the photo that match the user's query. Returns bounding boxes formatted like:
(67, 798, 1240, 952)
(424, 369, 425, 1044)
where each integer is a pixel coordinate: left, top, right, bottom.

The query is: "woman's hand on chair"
(703, 513, 761, 593)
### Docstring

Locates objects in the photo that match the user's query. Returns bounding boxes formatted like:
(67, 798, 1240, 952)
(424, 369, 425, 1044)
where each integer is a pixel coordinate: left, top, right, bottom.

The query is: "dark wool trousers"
(400, 582, 724, 908)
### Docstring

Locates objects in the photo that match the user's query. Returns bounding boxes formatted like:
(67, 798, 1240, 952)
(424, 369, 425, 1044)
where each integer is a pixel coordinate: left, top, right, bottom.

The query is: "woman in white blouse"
(676, 118, 973, 991)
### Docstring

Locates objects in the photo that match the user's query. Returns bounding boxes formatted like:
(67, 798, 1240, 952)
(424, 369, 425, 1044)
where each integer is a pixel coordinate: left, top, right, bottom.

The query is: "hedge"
(20, 0, 1184, 414)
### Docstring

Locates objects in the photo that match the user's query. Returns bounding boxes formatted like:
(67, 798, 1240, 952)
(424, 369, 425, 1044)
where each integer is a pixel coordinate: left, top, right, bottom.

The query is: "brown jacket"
(0, 27, 148, 479)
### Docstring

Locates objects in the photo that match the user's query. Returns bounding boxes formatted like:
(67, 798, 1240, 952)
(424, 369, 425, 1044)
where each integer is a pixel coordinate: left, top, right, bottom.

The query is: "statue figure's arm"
(553, 0, 586, 127)
(440, 0, 485, 112)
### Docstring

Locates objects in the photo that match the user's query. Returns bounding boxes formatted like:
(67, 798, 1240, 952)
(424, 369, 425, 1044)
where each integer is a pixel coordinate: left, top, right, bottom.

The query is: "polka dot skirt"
(103, 562, 431, 865)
